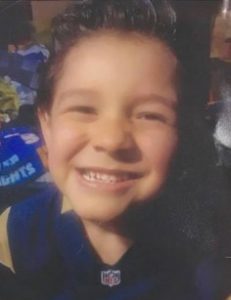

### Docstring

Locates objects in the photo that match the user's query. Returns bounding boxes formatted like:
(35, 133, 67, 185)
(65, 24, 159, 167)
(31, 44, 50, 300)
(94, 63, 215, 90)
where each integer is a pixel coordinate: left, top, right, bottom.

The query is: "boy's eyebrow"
(57, 89, 99, 102)
(57, 89, 177, 109)
(133, 93, 178, 109)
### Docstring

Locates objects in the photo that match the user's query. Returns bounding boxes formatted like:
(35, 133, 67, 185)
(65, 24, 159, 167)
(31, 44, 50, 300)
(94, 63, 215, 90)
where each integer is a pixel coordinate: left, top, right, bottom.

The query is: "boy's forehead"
(61, 32, 177, 78)
(52, 31, 178, 105)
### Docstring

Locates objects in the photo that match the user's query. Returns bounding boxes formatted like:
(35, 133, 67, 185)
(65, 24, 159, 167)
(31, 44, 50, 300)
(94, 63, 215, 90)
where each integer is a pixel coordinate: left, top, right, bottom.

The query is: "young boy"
(0, 1, 206, 299)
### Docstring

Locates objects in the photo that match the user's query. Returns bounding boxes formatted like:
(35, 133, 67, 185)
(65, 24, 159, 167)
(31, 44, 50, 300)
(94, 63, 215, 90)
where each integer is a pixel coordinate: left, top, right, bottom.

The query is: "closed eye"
(71, 106, 97, 114)
(136, 112, 168, 123)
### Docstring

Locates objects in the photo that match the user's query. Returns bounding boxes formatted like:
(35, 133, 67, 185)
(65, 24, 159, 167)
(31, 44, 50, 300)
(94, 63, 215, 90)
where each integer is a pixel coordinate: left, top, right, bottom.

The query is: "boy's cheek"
(45, 128, 88, 173)
(138, 130, 178, 162)
(134, 176, 164, 203)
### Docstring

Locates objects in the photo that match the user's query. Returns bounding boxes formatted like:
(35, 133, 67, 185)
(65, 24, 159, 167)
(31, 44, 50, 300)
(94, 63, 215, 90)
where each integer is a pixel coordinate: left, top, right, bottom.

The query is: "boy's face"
(39, 33, 179, 224)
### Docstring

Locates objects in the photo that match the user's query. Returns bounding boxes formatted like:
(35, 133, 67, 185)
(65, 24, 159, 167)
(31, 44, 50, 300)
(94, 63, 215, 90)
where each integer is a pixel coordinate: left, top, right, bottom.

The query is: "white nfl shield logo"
(101, 269, 121, 287)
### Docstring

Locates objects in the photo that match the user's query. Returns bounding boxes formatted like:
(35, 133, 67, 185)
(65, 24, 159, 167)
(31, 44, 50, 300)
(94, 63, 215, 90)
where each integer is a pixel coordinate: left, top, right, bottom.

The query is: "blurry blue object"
(0, 50, 44, 90)
(0, 45, 49, 106)
(0, 126, 46, 187)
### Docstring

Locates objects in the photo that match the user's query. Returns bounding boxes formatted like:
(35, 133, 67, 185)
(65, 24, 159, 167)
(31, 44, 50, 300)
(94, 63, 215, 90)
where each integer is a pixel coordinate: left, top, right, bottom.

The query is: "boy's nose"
(90, 118, 135, 153)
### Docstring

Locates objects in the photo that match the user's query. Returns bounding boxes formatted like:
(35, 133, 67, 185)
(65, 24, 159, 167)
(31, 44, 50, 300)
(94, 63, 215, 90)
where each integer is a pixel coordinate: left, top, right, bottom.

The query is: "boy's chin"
(74, 207, 126, 225)
(69, 200, 132, 227)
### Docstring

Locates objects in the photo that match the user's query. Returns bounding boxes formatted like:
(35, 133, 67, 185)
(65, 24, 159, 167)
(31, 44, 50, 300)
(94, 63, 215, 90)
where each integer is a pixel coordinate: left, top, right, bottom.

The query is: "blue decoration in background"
(0, 50, 45, 90)
(0, 126, 46, 187)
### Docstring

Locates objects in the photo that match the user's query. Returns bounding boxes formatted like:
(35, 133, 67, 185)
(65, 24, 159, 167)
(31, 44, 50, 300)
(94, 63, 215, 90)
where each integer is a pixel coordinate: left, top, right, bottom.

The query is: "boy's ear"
(37, 108, 51, 147)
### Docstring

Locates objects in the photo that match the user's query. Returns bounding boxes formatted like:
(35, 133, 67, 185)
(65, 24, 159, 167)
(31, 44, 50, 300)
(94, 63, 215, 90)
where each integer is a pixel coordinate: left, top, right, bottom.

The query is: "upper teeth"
(82, 171, 129, 183)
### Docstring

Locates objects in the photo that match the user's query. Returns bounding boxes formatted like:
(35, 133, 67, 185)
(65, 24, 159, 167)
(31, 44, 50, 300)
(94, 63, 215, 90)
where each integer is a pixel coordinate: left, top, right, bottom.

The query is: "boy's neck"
(82, 220, 133, 266)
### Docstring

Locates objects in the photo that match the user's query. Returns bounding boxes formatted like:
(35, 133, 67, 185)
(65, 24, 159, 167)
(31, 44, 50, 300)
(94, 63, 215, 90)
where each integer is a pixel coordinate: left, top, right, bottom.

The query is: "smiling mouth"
(78, 168, 142, 184)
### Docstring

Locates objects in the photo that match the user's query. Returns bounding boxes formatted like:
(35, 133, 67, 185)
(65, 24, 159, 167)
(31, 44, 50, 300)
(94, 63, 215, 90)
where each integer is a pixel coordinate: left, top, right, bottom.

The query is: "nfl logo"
(101, 269, 121, 287)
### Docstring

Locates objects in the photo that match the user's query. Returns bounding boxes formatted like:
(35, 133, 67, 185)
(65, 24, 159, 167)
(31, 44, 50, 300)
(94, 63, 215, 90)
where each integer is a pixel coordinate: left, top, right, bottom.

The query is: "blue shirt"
(2, 184, 202, 299)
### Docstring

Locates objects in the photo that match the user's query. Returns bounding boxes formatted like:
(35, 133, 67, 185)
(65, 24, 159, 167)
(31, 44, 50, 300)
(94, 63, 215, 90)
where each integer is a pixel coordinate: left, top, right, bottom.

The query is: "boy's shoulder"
(0, 183, 62, 273)
(196, 254, 231, 300)
(9, 183, 61, 221)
